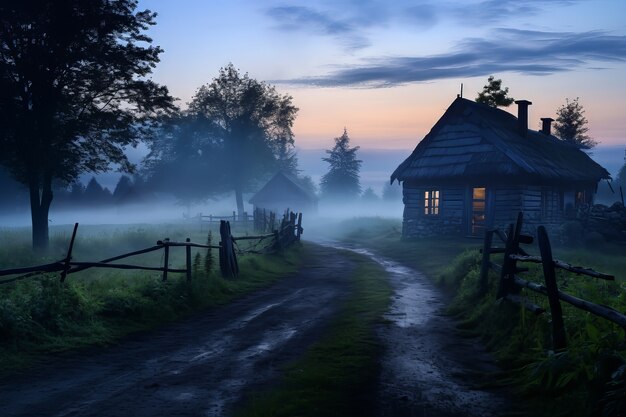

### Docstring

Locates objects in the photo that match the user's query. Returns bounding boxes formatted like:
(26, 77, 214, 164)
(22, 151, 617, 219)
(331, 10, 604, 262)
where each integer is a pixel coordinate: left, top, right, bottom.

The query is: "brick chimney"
(515, 100, 532, 137)
(540, 117, 554, 135)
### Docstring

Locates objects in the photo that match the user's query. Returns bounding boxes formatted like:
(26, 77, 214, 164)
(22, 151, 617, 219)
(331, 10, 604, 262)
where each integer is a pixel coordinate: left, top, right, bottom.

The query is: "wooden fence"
(197, 211, 254, 231)
(0, 211, 303, 284)
(197, 208, 294, 234)
(480, 212, 624, 350)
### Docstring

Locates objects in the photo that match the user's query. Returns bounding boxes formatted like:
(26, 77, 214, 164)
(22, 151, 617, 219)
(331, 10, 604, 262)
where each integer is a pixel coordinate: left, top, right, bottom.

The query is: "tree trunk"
(29, 175, 53, 252)
(235, 186, 244, 218)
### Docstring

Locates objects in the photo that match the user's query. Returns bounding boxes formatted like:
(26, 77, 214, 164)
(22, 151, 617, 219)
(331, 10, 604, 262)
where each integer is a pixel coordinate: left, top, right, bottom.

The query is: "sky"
(137, 0, 626, 155)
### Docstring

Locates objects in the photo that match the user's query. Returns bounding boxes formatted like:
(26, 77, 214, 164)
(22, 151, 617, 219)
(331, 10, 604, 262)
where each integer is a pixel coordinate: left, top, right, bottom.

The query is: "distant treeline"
(0, 170, 150, 213)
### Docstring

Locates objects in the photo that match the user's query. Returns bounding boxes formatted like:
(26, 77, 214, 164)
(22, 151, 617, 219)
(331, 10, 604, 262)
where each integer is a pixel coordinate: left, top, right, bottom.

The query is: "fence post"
(219, 221, 229, 278)
(162, 238, 170, 281)
(479, 229, 494, 295)
(537, 225, 567, 350)
(60, 223, 79, 283)
(219, 221, 238, 278)
(296, 212, 303, 241)
(185, 237, 192, 282)
(233, 211, 236, 223)
(496, 212, 523, 299)
(227, 221, 239, 278)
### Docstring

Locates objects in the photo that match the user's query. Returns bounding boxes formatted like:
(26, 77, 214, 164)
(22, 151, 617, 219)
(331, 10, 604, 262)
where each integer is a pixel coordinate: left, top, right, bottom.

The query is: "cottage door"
(470, 187, 486, 236)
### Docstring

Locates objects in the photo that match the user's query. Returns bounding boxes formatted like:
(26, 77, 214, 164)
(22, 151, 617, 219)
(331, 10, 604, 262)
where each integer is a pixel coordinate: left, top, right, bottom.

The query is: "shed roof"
(391, 97, 610, 184)
(249, 171, 317, 205)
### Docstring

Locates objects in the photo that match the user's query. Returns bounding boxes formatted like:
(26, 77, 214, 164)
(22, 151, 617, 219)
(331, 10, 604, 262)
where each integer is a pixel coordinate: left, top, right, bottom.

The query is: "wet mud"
(318, 242, 510, 417)
(0, 245, 355, 417)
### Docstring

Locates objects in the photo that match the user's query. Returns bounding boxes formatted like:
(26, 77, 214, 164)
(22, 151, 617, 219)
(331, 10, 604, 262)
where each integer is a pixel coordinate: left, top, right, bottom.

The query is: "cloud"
(445, 0, 583, 24)
(277, 29, 626, 87)
(266, 6, 371, 50)
(265, 1, 589, 53)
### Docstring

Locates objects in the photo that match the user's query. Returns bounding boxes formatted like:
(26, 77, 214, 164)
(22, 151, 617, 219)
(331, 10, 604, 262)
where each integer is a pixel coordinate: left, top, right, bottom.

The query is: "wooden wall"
(402, 182, 569, 238)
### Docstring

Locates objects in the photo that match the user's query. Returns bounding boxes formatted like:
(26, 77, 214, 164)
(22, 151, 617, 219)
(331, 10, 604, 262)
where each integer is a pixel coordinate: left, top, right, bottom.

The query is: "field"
(0, 221, 303, 373)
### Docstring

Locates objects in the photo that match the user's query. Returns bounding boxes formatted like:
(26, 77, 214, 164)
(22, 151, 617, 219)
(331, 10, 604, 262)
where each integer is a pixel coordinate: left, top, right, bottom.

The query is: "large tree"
(320, 129, 362, 200)
(553, 97, 597, 149)
(475, 76, 515, 108)
(0, 0, 174, 249)
(187, 64, 298, 215)
(143, 114, 226, 208)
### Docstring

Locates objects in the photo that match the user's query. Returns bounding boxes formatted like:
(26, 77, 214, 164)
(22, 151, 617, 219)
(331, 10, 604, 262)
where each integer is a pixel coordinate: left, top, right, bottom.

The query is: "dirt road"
(0, 245, 356, 417)
(0, 242, 511, 417)
(320, 244, 509, 417)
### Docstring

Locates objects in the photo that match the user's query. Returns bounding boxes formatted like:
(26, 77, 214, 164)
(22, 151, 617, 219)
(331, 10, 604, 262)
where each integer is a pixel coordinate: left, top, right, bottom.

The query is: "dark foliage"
(186, 63, 299, 213)
(320, 129, 362, 199)
(475, 75, 515, 108)
(553, 98, 597, 149)
(0, 0, 175, 249)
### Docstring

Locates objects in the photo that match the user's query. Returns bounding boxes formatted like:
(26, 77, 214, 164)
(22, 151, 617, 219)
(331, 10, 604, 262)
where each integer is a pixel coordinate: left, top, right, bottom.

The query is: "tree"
(83, 177, 112, 205)
(361, 187, 379, 202)
(143, 114, 223, 206)
(0, 0, 174, 249)
(113, 175, 133, 201)
(475, 76, 515, 107)
(382, 181, 402, 201)
(187, 64, 298, 215)
(320, 129, 362, 199)
(553, 97, 597, 149)
(616, 149, 626, 195)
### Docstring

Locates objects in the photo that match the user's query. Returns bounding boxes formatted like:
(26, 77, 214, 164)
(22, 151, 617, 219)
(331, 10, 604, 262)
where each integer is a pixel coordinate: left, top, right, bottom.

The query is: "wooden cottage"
(391, 97, 610, 238)
(249, 171, 317, 214)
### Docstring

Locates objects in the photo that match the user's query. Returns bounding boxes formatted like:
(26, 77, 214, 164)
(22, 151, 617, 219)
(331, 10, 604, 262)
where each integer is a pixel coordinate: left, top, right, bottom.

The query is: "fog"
(0, 193, 403, 231)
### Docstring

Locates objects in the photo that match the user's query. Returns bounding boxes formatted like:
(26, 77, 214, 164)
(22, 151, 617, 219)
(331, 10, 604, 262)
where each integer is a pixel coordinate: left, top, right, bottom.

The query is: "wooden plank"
(504, 294, 545, 314)
(509, 255, 614, 280)
(538, 226, 567, 350)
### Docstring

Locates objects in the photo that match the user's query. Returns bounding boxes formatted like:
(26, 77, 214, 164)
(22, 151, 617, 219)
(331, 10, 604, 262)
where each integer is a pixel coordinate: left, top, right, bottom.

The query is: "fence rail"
(480, 211, 623, 350)
(0, 211, 303, 285)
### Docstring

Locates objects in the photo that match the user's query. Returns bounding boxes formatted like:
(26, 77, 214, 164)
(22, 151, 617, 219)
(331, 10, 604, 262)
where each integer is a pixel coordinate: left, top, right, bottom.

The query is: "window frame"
(424, 189, 440, 216)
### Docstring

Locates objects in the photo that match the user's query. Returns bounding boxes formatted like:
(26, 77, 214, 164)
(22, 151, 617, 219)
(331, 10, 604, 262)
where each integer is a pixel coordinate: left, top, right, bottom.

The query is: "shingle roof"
(391, 97, 610, 184)
(249, 171, 317, 205)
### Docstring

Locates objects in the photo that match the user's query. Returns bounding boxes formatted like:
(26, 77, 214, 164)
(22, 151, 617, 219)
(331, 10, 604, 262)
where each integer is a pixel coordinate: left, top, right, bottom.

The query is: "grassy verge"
(234, 250, 393, 417)
(0, 223, 303, 374)
(330, 217, 626, 417)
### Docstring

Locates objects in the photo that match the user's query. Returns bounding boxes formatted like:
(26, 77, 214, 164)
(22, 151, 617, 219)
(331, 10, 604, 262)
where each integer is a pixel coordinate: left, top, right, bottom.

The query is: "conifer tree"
(475, 76, 514, 107)
(320, 129, 362, 199)
(553, 97, 597, 148)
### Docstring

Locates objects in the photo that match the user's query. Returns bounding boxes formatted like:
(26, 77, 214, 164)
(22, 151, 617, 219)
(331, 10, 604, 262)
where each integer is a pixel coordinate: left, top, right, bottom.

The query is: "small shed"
(391, 97, 610, 238)
(249, 172, 317, 214)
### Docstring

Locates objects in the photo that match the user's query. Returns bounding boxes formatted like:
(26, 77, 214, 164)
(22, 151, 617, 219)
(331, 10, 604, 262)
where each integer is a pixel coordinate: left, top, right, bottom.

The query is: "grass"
(0, 222, 303, 374)
(327, 216, 626, 417)
(233, 250, 393, 417)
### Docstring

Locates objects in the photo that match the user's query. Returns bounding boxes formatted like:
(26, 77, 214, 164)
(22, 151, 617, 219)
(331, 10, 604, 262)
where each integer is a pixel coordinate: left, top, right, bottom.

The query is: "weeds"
(0, 224, 303, 374)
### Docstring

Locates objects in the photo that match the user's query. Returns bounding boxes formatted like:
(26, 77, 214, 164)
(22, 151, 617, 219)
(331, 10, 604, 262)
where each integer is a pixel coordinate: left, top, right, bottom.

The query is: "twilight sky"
(138, 0, 626, 151)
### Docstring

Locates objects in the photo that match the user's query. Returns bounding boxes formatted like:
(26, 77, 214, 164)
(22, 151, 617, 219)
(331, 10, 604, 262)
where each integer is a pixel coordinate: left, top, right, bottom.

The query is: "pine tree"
(320, 129, 362, 199)
(475, 76, 515, 107)
(553, 97, 597, 149)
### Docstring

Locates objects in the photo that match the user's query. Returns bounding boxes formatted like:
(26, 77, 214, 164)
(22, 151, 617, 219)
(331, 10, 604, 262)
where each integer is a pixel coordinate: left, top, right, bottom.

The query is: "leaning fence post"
(479, 229, 494, 295)
(60, 222, 79, 283)
(538, 225, 567, 350)
(185, 237, 192, 282)
(162, 238, 170, 281)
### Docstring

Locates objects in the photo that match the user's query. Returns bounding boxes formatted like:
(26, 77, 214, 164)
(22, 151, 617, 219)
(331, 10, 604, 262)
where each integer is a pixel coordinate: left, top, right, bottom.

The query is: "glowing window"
(424, 190, 440, 215)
